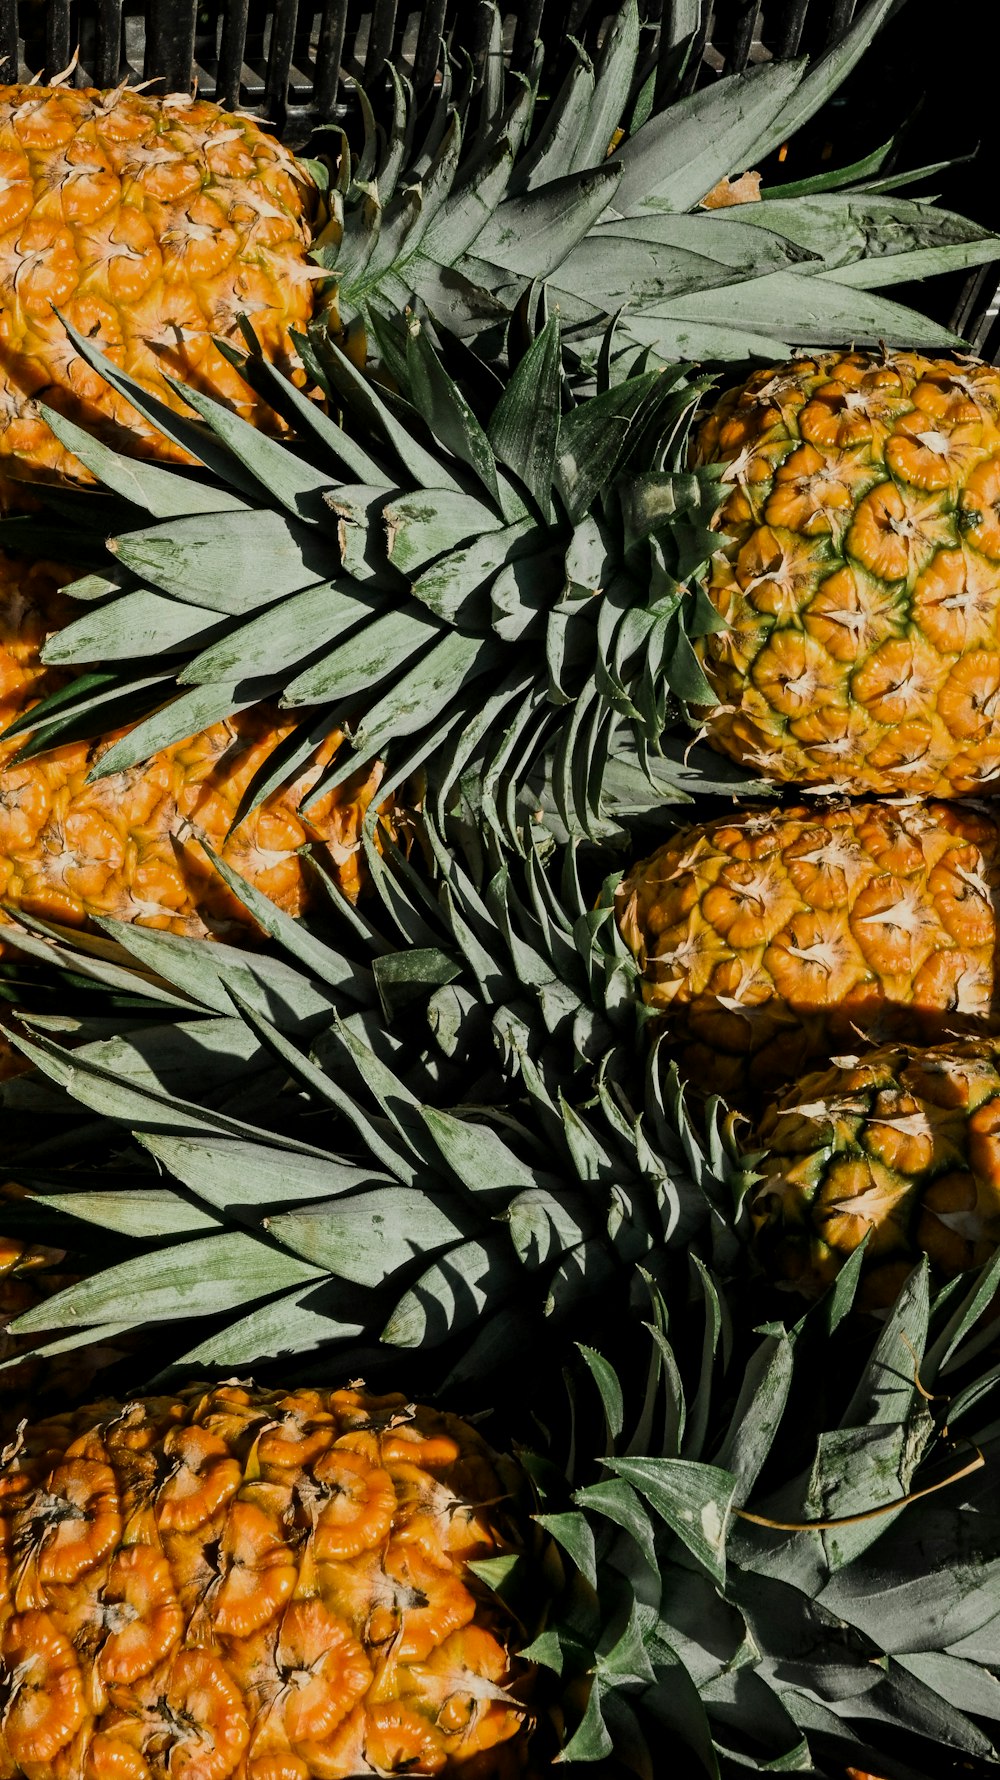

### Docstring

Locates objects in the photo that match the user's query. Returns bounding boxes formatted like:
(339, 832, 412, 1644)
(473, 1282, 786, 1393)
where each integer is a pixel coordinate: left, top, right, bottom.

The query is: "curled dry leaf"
(699, 169, 763, 208)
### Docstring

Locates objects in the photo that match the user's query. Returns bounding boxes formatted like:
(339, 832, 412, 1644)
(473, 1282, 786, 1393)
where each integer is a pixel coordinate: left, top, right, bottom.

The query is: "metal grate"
(1, 0, 998, 354)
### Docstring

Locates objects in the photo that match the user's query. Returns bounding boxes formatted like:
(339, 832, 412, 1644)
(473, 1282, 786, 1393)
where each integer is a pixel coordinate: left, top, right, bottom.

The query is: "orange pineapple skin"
(692, 351, 1000, 796)
(0, 549, 386, 941)
(615, 802, 1000, 1100)
(751, 1037, 1000, 1308)
(0, 1383, 531, 1779)
(0, 84, 318, 494)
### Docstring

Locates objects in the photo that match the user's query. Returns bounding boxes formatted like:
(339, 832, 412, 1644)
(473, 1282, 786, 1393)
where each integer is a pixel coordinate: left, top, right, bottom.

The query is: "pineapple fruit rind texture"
(0, 547, 390, 940)
(615, 800, 1000, 1100)
(750, 1036, 1000, 1308)
(3, 1238, 1000, 1776)
(0, 85, 319, 496)
(692, 350, 1000, 796)
(0, 1382, 532, 1779)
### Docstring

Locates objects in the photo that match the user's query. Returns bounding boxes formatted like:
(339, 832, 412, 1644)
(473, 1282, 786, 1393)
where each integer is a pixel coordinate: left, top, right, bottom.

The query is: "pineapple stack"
(613, 340, 1000, 1304)
(1, 2, 1000, 1776)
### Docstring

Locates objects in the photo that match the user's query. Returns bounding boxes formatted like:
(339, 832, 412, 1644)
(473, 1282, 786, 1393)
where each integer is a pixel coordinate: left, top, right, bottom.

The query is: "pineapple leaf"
(712, 1330, 796, 1507)
(510, 45, 595, 193)
(487, 314, 562, 516)
(159, 376, 335, 516)
(42, 590, 220, 666)
(404, 318, 504, 511)
(608, 1456, 738, 1587)
(39, 405, 248, 518)
(178, 581, 380, 685)
(469, 163, 623, 280)
(267, 1187, 473, 1286)
(607, 60, 806, 216)
(381, 1235, 521, 1346)
(576, 1343, 626, 1441)
(136, 1131, 379, 1215)
(86, 682, 278, 781)
(110, 510, 337, 612)
(421, 1105, 541, 1195)
(9, 1231, 323, 1333)
(55, 314, 266, 501)
(571, 0, 641, 174)
(36, 1187, 216, 1239)
(534, 1509, 598, 1589)
(747, 0, 898, 168)
(173, 1286, 367, 1369)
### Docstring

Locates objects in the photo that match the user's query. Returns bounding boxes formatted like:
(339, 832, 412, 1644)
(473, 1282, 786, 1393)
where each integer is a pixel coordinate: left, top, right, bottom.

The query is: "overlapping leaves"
(0, 811, 749, 1391)
(525, 1262, 1000, 1773)
(319, 0, 999, 365)
(9, 302, 745, 845)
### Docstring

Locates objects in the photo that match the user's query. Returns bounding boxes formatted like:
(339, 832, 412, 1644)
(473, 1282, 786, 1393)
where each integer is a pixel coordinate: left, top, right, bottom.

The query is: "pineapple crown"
(522, 1254, 1000, 1775)
(310, 0, 998, 367)
(0, 808, 751, 1393)
(4, 892, 1000, 1776)
(5, 299, 746, 844)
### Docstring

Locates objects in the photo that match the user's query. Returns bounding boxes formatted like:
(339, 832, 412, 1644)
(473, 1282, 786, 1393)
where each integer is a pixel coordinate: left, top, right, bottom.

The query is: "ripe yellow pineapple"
(615, 802, 1000, 1099)
(0, 550, 388, 941)
(750, 1036, 1000, 1309)
(692, 350, 1000, 796)
(0, 1382, 531, 1778)
(0, 83, 320, 496)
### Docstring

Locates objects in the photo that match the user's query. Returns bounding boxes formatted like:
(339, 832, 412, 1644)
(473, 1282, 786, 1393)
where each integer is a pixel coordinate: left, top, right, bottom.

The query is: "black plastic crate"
(0, 1, 904, 133)
(1, 0, 998, 356)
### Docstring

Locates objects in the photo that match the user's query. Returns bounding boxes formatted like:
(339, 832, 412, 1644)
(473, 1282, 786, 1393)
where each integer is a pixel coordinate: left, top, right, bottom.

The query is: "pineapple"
(0, 84, 319, 496)
(0, 1382, 532, 1778)
(750, 1036, 1000, 1308)
(1, 825, 999, 1774)
(614, 801, 1000, 1100)
(3, 0, 999, 861)
(0, 548, 388, 942)
(691, 350, 1000, 796)
(2, 1253, 1000, 1776)
(4, 0, 986, 505)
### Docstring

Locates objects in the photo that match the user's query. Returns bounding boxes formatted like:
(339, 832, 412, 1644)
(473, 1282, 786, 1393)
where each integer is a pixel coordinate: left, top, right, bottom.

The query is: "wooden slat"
(457, 0, 494, 84)
(823, 0, 858, 45)
(145, 0, 196, 91)
(513, 0, 547, 61)
(727, 0, 761, 70)
(773, 0, 812, 58)
(364, 0, 398, 78)
(45, 0, 71, 75)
